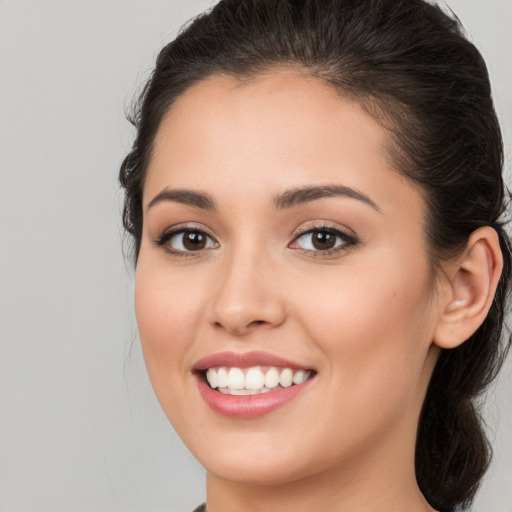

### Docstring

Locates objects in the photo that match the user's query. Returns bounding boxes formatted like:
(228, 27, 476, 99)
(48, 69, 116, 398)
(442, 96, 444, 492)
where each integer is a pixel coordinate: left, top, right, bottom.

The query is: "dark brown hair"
(119, 1, 511, 509)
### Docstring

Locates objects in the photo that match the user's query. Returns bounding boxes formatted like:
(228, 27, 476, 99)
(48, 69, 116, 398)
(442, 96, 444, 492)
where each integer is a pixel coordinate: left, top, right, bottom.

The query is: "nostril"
(248, 320, 269, 328)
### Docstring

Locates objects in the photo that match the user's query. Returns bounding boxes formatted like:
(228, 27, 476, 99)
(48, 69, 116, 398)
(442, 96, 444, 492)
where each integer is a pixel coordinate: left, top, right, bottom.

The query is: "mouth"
(200, 366, 314, 395)
(193, 352, 317, 418)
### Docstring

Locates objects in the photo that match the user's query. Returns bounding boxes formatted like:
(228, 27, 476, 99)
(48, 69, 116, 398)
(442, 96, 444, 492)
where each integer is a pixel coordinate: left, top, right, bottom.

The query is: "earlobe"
(433, 226, 503, 349)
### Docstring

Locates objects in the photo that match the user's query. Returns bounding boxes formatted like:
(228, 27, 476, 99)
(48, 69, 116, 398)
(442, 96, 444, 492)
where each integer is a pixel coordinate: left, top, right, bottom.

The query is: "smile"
(205, 366, 312, 395)
(194, 351, 317, 418)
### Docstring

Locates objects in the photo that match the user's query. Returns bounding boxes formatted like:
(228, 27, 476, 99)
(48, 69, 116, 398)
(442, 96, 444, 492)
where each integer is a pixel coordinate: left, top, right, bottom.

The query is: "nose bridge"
(210, 238, 285, 334)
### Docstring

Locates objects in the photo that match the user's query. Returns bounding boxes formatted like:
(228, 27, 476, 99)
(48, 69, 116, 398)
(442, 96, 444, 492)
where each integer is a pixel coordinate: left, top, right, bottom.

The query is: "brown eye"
(311, 231, 336, 250)
(291, 227, 356, 254)
(182, 231, 207, 250)
(156, 228, 218, 253)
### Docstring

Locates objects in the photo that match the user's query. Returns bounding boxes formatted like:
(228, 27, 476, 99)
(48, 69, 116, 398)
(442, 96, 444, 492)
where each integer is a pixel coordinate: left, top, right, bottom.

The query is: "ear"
(433, 226, 503, 349)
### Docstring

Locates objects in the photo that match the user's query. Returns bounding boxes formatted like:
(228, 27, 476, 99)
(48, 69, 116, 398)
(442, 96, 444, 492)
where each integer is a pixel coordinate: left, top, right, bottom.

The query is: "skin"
(134, 71, 498, 512)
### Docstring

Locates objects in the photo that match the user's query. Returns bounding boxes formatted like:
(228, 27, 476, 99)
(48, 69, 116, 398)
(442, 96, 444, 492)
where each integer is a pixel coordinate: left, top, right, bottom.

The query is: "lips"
(193, 351, 316, 418)
(193, 351, 314, 371)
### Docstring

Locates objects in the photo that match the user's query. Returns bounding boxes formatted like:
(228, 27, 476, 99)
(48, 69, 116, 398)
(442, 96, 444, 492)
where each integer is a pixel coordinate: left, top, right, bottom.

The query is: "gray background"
(0, 1, 510, 511)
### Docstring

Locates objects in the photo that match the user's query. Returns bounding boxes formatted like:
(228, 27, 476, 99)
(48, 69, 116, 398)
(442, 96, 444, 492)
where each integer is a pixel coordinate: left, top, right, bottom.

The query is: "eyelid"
(289, 222, 358, 255)
(154, 223, 219, 255)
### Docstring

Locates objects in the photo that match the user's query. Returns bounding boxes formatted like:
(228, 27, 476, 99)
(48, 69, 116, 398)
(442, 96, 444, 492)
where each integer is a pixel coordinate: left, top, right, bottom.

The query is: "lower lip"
(196, 375, 314, 419)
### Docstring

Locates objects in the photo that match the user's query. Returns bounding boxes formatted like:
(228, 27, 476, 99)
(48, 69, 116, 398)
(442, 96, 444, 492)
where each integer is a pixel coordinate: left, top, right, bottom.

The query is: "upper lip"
(193, 351, 315, 372)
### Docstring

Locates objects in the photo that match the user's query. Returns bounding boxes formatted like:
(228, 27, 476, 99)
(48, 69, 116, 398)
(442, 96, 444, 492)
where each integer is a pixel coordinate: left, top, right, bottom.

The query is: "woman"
(119, 0, 511, 511)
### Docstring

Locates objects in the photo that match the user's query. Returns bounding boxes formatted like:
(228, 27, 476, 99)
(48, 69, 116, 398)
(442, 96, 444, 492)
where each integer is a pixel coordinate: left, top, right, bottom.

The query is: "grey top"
(191, 503, 454, 511)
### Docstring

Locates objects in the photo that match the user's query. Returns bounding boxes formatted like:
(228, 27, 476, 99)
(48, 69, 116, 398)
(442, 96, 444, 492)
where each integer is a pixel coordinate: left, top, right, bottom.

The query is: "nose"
(208, 249, 287, 336)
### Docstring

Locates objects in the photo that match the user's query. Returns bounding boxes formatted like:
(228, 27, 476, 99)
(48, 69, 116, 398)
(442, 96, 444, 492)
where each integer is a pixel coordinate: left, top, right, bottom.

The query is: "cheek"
(134, 258, 203, 382)
(295, 251, 435, 409)
(133, 258, 214, 433)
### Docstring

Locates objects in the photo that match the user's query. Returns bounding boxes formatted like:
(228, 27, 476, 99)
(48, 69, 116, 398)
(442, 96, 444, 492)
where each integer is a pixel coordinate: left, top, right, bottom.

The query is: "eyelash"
(154, 226, 219, 257)
(290, 224, 358, 257)
(154, 224, 358, 258)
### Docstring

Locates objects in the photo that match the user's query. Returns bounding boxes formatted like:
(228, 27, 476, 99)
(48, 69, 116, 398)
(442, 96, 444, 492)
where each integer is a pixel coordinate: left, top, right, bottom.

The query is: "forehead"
(145, 70, 420, 218)
(152, 71, 387, 166)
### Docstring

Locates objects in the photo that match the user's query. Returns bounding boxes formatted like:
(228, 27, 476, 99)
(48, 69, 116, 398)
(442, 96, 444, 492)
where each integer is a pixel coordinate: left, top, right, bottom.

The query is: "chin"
(185, 425, 344, 488)
(202, 453, 312, 487)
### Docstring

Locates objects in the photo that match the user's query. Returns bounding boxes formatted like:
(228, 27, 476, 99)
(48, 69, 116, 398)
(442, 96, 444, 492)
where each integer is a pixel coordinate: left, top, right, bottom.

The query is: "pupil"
(313, 231, 335, 250)
(183, 232, 206, 250)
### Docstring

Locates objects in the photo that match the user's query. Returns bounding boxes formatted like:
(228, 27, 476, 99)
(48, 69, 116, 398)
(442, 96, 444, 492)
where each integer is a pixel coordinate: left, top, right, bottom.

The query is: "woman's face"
(135, 71, 443, 485)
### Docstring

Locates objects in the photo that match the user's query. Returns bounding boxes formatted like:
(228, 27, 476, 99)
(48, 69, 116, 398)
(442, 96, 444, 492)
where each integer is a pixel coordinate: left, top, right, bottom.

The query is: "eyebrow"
(146, 183, 380, 213)
(273, 184, 380, 212)
(147, 188, 216, 211)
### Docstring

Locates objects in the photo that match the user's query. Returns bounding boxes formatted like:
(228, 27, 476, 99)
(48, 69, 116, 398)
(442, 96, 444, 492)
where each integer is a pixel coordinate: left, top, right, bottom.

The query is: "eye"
(155, 228, 218, 254)
(290, 226, 357, 254)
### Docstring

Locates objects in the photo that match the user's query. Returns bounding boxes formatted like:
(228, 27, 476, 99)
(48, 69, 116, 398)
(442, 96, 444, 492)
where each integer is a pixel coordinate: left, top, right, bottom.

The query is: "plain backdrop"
(0, 1, 510, 511)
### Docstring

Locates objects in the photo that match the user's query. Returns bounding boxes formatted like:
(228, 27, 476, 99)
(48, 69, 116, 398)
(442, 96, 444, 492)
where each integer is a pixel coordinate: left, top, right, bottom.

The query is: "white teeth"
(279, 368, 293, 387)
(228, 389, 246, 396)
(245, 367, 265, 390)
(227, 368, 245, 390)
(205, 366, 313, 394)
(293, 370, 311, 385)
(218, 387, 272, 395)
(206, 368, 218, 389)
(264, 367, 280, 388)
(217, 368, 228, 388)
(292, 370, 305, 385)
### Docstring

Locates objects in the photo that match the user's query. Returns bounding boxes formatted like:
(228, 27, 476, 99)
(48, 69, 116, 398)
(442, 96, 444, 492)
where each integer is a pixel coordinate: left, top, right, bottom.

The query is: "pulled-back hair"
(119, 1, 511, 509)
